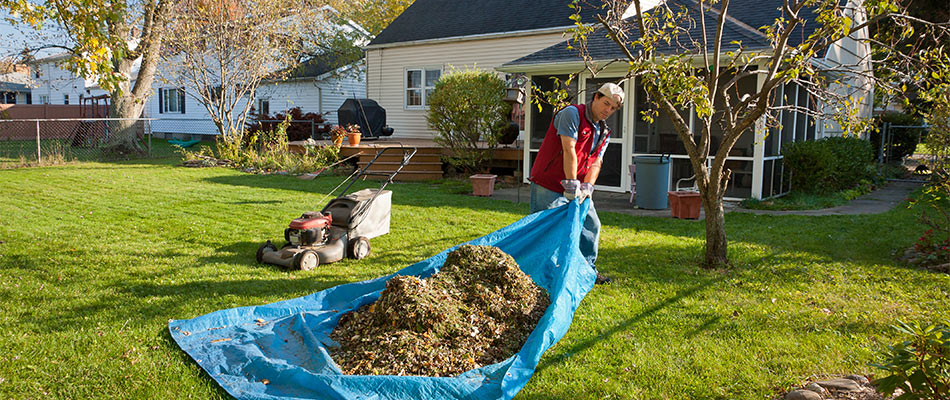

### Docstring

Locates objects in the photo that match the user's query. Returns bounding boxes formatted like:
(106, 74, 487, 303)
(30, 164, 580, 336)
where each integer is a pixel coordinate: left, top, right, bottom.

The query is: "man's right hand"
(561, 179, 581, 201)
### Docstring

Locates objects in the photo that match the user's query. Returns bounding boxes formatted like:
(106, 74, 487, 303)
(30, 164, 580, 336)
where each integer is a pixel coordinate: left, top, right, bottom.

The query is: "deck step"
(359, 153, 441, 164)
(358, 161, 443, 173)
(361, 171, 443, 181)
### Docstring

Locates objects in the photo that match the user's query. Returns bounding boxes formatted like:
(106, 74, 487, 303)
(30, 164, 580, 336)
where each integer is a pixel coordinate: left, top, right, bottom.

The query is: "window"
(405, 67, 441, 108)
(159, 88, 186, 114)
(257, 98, 270, 117)
(63, 94, 69, 105)
(39, 95, 49, 104)
(34, 70, 40, 79)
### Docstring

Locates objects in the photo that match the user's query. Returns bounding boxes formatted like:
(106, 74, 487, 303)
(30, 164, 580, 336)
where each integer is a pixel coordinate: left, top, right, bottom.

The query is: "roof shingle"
(369, 0, 605, 47)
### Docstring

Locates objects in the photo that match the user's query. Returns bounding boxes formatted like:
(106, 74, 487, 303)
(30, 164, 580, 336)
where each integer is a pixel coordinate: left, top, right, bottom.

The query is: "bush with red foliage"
(248, 107, 331, 141)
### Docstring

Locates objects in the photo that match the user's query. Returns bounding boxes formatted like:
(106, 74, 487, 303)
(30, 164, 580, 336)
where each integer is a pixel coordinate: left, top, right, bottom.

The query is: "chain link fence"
(0, 118, 216, 167)
(0, 117, 337, 168)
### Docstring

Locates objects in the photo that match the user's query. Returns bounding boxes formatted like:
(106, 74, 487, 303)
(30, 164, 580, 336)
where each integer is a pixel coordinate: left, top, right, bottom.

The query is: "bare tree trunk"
(104, 0, 168, 156)
(106, 59, 147, 155)
(702, 191, 729, 268)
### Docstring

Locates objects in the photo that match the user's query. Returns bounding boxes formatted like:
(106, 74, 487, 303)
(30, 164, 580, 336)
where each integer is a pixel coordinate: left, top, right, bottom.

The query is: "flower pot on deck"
(470, 174, 497, 197)
(667, 190, 702, 219)
(346, 132, 361, 146)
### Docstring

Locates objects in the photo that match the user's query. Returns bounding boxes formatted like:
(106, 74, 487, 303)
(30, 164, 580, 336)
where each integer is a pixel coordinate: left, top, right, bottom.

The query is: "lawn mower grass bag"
(168, 200, 597, 400)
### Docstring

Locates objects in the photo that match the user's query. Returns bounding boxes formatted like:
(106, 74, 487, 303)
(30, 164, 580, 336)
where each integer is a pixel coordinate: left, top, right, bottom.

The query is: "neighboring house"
(27, 54, 108, 105)
(368, 0, 873, 200)
(0, 67, 32, 104)
(148, 57, 366, 137)
(150, 5, 368, 138)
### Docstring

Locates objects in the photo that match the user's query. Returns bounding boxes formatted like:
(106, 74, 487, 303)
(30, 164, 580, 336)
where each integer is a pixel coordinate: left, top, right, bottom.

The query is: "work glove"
(561, 179, 581, 201)
(579, 182, 594, 201)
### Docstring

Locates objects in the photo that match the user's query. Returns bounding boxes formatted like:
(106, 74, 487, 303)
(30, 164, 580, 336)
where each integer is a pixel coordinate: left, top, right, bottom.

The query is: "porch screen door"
(583, 77, 627, 191)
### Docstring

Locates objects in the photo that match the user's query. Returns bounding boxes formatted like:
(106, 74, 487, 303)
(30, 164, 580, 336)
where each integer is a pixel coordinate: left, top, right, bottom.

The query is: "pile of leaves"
(330, 245, 550, 376)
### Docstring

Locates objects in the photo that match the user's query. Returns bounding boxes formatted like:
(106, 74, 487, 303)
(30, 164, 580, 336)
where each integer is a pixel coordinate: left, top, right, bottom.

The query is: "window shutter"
(179, 88, 185, 114)
(158, 89, 164, 114)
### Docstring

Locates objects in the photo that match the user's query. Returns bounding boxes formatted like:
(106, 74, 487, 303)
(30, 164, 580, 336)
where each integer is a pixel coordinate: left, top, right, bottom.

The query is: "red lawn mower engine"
(284, 212, 332, 246)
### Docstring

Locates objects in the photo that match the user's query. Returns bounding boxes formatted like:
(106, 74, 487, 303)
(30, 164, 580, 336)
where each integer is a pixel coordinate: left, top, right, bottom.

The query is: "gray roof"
(0, 82, 29, 92)
(287, 54, 354, 79)
(504, 0, 821, 67)
(0, 72, 31, 92)
(369, 0, 606, 47)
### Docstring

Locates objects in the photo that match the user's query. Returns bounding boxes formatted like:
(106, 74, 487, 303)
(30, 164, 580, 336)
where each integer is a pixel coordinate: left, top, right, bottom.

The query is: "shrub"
(427, 67, 511, 174)
(783, 136, 874, 193)
(872, 320, 950, 399)
(782, 140, 836, 192)
(869, 112, 924, 162)
(823, 136, 874, 189)
(213, 116, 340, 174)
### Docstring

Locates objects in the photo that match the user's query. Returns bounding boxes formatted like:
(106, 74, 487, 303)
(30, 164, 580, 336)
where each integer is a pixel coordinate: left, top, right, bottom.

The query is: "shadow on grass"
(201, 173, 528, 216)
(534, 279, 720, 374)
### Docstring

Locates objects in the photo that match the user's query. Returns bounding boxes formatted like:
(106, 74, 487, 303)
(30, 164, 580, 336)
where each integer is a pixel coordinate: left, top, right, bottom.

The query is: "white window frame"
(257, 98, 270, 117)
(63, 94, 69, 105)
(161, 88, 185, 114)
(39, 95, 49, 104)
(404, 66, 442, 109)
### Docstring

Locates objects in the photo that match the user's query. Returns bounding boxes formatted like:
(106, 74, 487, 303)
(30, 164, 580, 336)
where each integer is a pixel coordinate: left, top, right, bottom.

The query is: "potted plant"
(345, 124, 361, 146)
(330, 125, 346, 147)
(426, 67, 510, 197)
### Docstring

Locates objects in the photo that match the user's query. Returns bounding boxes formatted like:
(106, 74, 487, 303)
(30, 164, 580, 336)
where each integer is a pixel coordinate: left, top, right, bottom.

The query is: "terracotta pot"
(332, 136, 344, 147)
(347, 132, 361, 146)
(667, 191, 702, 219)
(470, 174, 497, 197)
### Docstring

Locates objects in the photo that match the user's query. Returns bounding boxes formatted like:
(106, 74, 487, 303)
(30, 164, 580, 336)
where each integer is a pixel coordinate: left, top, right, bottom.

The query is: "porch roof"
(502, 0, 821, 68)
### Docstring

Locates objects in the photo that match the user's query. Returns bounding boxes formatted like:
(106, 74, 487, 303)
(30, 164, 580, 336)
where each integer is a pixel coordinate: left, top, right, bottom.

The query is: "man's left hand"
(579, 183, 594, 201)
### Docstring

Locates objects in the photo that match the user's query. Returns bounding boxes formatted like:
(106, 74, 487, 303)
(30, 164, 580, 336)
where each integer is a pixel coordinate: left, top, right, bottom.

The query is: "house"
(0, 64, 33, 104)
(367, 0, 873, 199)
(27, 54, 108, 105)
(364, 0, 606, 139)
(149, 5, 368, 138)
(148, 56, 366, 138)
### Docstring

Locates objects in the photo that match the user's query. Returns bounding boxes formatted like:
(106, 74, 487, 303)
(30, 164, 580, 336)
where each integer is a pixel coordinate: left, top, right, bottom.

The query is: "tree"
(326, 0, 415, 36)
(161, 0, 340, 157)
(564, 0, 949, 267)
(1, 0, 171, 155)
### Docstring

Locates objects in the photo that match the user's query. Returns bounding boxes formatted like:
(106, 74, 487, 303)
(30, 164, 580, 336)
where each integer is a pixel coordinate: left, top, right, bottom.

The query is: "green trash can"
(633, 155, 671, 209)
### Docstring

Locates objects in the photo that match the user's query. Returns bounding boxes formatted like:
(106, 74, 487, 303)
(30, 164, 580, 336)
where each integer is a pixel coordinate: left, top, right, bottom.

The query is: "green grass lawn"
(0, 158, 946, 399)
(740, 191, 850, 211)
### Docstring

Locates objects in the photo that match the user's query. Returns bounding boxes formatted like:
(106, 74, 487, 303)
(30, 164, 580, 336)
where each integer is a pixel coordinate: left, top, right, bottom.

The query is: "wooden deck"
(290, 137, 524, 181)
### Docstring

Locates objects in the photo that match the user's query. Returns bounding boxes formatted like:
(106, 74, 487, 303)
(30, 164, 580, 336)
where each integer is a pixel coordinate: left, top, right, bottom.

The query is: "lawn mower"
(256, 147, 417, 270)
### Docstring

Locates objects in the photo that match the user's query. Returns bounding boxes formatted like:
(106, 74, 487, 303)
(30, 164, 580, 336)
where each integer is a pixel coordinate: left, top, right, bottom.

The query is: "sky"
(1, 10, 67, 61)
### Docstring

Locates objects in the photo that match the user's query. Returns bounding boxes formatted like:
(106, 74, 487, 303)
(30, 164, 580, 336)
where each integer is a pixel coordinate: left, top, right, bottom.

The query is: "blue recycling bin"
(634, 155, 671, 209)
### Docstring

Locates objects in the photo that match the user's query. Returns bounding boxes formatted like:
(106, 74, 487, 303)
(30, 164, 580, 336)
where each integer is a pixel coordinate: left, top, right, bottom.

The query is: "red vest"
(530, 104, 609, 193)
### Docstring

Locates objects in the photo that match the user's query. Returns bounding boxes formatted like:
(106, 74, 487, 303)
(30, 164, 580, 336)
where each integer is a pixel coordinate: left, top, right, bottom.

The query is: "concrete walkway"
(489, 180, 925, 219)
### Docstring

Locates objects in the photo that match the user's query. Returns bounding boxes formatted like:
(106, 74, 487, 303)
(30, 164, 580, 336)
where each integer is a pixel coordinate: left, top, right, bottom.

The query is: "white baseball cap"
(598, 82, 624, 104)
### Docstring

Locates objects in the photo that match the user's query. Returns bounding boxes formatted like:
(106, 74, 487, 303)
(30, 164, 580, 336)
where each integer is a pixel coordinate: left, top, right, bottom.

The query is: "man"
(529, 82, 624, 285)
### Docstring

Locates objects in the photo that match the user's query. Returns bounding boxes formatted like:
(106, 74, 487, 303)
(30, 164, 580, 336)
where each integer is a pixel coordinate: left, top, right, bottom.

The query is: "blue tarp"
(168, 200, 596, 400)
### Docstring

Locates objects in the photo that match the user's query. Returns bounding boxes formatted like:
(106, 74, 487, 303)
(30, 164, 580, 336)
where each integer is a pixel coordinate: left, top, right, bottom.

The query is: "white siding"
(30, 61, 86, 105)
(255, 73, 365, 126)
(148, 72, 366, 136)
(820, 0, 874, 136)
(366, 32, 568, 139)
